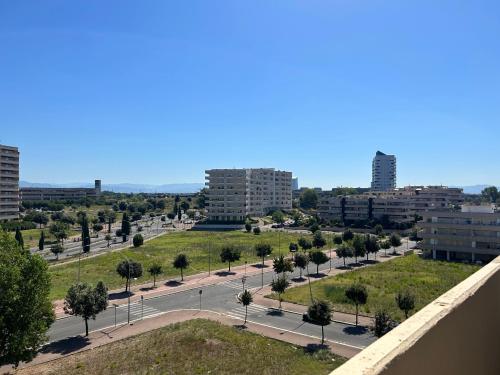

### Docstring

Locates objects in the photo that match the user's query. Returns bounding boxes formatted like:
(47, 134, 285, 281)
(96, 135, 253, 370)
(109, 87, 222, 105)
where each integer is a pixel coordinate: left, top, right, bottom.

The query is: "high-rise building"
(371, 150, 396, 191)
(205, 168, 292, 222)
(0, 144, 20, 221)
(292, 177, 299, 191)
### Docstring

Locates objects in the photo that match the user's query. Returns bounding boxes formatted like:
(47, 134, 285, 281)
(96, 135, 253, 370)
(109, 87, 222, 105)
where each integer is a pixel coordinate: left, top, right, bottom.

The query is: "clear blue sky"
(1, 0, 499, 189)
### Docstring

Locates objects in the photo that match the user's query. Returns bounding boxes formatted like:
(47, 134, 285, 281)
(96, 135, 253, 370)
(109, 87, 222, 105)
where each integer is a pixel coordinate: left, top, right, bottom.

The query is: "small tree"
(271, 275, 290, 309)
(345, 284, 368, 326)
(396, 290, 416, 319)
(220, 246, 241, 272)
(50, 222, 68, 244)
(342, 229, 354, 242)
(253, 227, 261, 235)
(307, 300, 332, 345)
(173, 253, 189, 281)
(133, 234, 144, 247)
(364, 234, 380, 260)
(352, 235, 366, 263)
(390, 233, 402, 254)
(336, 244, 353, 267)
(116, 260, 143, 292)
(255, 243, 272, 266)
(309, 250, 329, 275)
(32, 212, 49, 228)
(333, 235, 343, 246)
(273, 255, 294, 274)
(121, 212, 131, 236)
(312, 231, 326, 249)
(239, 290, 253, 324)
(105, 234, 112, 247)
(63, 281, 108, 336)
(148, 263, 163, 288)
(272, 210, 285, 225)
(81, 216, 91, 254)
(92, 223, 103, 236)
(293, 252, 308, 279)
(50, 243, 64, 260)
(245, 222, 252, 233)
(14, 228, 24, 249)
(298, 237, 312, 252)
(38, 230, 45, 251)
(381, 240, 391, 256)
(374, 309, 394, 337)
(374, 224, 384, 237)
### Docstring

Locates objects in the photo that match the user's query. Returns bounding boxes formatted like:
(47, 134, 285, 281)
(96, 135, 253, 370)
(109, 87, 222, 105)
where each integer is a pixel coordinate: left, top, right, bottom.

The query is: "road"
(47, 241, 414, 350)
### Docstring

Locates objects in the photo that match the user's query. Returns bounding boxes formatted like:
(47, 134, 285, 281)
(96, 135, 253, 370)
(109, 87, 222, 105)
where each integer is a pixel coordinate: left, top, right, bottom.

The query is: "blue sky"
(1, 1, 499, 189)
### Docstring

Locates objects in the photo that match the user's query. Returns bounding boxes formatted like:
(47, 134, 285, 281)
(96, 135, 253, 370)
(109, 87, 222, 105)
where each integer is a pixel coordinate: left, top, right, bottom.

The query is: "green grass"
(49, 230, 309, 300)
(273, 254, 480, 321)
(21, 228, 79, 249)
(20, 319, 345, 375)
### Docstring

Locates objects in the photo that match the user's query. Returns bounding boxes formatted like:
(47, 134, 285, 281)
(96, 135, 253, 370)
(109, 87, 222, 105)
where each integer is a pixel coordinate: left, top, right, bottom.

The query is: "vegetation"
(148, 263, 163, 287)
(0, 231, 54, 367)
(374, 309, 396, 338)
(293, 252, 309, 278)
(173, 253, 189, 281)
(239, 290, 253, 324)
(220, 246, 241, 272)
(271, 275, 290, 309)
(335, 244, 353, 267)
(395, 290, 416, 319)
(255, 243, 272, 265)
(273, 255, 294, 274)
(309, 250, 329, 275)
(306, 300, 332, 345)
(116, 260, 143, 292)
(275, 254, 480, 321)
(253, 227, 261, 235)
(299, 188, 318, 209)
(345, 284, 368, 326)
(133, 233, 144, 247)
(18, 319, 345, 375)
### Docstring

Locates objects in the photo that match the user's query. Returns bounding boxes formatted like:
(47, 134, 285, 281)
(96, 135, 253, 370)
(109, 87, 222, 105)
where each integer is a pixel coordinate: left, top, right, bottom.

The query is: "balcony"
(331, 255, 500, 375)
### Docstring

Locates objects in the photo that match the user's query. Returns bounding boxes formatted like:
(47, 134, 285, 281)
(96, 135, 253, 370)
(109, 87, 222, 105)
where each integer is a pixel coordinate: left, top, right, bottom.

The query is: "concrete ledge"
(331, 256, 500, 375)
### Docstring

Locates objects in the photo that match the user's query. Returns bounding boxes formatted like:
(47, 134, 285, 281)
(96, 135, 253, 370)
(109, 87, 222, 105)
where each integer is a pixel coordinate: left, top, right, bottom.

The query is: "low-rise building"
(205, 168, 292, 222)
(0, 144, 20, 221)
(419, 205, 500, 263)
(20, 180, 102, 201)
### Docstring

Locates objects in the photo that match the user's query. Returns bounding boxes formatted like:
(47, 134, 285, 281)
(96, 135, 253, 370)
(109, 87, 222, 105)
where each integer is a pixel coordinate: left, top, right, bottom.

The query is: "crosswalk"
(227, 304, 269, 320)
(220, 280, 246, 291)
(116, 301, 161, 319)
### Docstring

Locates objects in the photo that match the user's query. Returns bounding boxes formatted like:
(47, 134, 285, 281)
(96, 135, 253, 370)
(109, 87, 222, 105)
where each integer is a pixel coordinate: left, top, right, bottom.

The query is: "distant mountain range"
(451, 185, 497, 194)
(19, 181, 205, 194)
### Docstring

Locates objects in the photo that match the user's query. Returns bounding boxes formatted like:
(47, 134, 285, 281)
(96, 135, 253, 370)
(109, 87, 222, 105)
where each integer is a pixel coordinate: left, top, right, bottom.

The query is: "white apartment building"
(0, 144, 20, 221)
(371, 150, 396, 191)
(20, 180, 102, 201)
(420, 205, 500, 263)
(205, 168, 292, 222)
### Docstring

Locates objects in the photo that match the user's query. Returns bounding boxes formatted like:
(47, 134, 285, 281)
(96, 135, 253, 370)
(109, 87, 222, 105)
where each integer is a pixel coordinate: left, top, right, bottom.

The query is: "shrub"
(133, 234, 144, 247)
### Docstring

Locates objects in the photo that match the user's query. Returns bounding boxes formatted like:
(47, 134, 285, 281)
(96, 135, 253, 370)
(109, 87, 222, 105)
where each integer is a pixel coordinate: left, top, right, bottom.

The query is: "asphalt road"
(47, 240, 415, 350)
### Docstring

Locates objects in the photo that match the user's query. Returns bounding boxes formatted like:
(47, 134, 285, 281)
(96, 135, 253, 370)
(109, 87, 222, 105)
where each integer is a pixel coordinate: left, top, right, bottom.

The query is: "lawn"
(21, 228, 80, 249)
(49, 230, 309, 300)
(19, 319, 345, 375)
(273, 254, 480, 321)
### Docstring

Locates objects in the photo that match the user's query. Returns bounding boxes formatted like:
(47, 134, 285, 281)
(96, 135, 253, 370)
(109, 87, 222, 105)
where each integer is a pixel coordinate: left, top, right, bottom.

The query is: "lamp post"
(199, 290, 202, 310)
(113, 303, 118, 327)
(242, 276, 247, 293)
(141, 295, 144, 320)
(329, 233, 333, 272)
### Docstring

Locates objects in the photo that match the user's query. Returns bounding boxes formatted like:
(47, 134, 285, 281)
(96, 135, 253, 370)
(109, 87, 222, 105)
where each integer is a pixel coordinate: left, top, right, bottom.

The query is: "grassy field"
(273, 254, 480, 321)
(20, 319, 345, 375)
(21, 228, 80, 249)
(49, 230, 309, 300)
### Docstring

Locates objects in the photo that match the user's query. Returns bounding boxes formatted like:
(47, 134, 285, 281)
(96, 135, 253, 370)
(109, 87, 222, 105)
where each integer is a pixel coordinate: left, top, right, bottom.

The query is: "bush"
(253, 227, 261, 235)
(374, 309, 396, 337)
(133, 234, 144, 247)
(115, 229, 122, 237)
(0, 221, 37, 231)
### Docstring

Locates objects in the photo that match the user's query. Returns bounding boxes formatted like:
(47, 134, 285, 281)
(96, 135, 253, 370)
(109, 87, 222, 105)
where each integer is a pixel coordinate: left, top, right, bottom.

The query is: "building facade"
(318, 186, 464, 225)
(292, 177, 299, 191)
(419, 205, 500, 263)
(20, 180, 102, 201)
(371, 150, 396, 191)
(0, 144, 20, 221)
(205, 168, 292, 222)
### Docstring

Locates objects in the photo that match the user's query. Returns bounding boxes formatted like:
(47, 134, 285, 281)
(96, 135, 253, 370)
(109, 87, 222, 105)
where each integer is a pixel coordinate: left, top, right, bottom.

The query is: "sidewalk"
(10, 309, 361, 374)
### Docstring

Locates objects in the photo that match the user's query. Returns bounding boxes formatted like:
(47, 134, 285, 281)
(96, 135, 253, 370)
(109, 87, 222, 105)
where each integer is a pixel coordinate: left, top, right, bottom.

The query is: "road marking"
(116, 302, 160, 317)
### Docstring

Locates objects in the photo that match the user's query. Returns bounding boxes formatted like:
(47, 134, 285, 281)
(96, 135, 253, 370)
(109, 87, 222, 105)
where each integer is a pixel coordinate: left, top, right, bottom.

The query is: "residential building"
(0, 144, 20, 221)
(419, 204, 500, 263)
(205, 168, 292, 222)
(292, 177, 299, 191)
(20, 180, 102, 201)
(318, 186, 464, 225)
(371, 150, 396, 191)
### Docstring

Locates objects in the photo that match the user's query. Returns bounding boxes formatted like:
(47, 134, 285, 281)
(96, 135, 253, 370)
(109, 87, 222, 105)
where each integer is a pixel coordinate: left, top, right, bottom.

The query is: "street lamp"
(199, 290, 203, 310)
(113, 303, 118, 327)
(242, 276, 247, 292)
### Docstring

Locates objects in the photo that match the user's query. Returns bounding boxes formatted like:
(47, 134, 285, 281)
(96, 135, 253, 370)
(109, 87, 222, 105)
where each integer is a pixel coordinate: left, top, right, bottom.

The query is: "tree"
(374, 224, 384, 237)
(50, 243, 64, 260)
(381, 240, 391, 256)
(173, 253, 189, 281)
(133, 234, 144, 247)
(148, 263, 163, 288)
(298, 237, 312, 251)
(38, 230, 45, 251)
(352, 235, 366, 263)
(0, 231, 54, 367)
(107, 211, 117, 233)
(293, 252, 308, 279)
(481, 186, 499, 203)
(63, 281, 108, 336)
(245, 222, 252, 232)
(92, 223, 104, 235)
(271, 275, 290, 309)
(333, 235, 343, 246)
(116, 260, 143, 293)
(50, 222, 69, 244)
(32, 212, 49, 228)
(177, 208, 182, 221)
(255, 243, 272, 266)
(342, 229, 354, 242)
(336, 244, 353, 267)
(105, 234, 112, 247)
(307, 300, 332, 345)
(121, 212, 131, 237)
(272, 210, 285, 225)
(309, 250, 329, 275)
(364, 234, 380, 260)
(220, 246, 241, 272)
(345, 284, 368, 326)
(180, 201, 190, 212)
(374, 309, 394, 338)
(239, 290, 253, 324)
(312, 231, 326, 249)
(309, 223, 320, 233)
(396, 290, 416, 319)
(253, 227, 261, 235)
(390, 233, 402, 254)
(81, 216, 91, 254)
(14, 228, 24, 249)
(273, 255, 294, 274)
(299, 188, 318, 209)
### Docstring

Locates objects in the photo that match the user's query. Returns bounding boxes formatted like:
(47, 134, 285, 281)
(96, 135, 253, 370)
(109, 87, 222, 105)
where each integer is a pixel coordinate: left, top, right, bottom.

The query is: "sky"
(1, 0, 499, 189)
